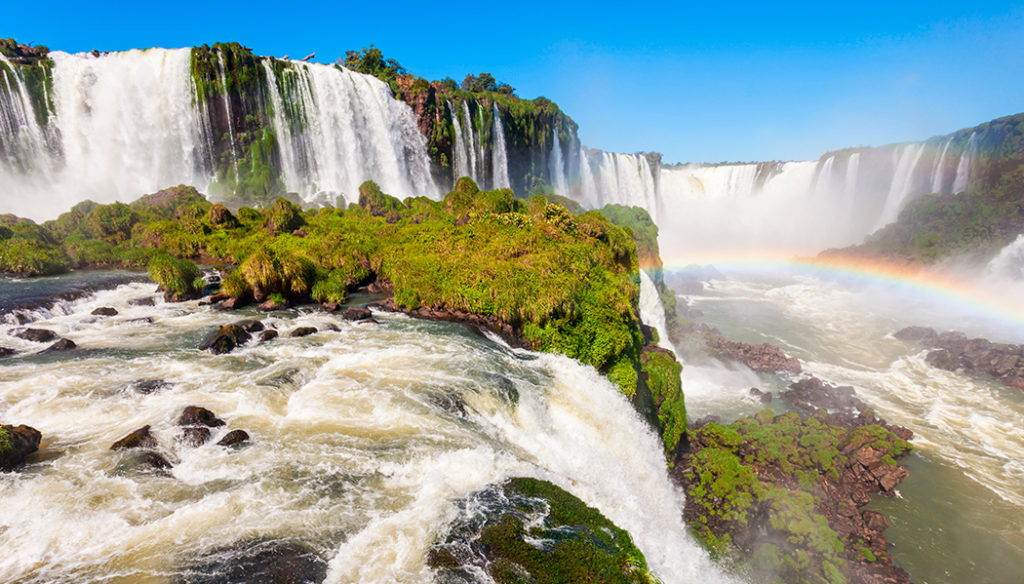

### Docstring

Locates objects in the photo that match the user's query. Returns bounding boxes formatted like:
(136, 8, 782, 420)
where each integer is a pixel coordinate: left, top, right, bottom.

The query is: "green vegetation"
(640, 346, 686, 456)
(0, 426, 12, 454)
(681, 409, 912, 584)
(429, 477, 657, 584)
(148, 254, 204, 299)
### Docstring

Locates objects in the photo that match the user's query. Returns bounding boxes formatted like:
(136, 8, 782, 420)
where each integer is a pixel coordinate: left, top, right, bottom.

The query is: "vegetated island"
(0, 179, 912, 584)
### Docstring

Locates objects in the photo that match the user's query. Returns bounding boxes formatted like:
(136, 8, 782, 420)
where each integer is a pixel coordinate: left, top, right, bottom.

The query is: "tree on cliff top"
(342, 45, 405, 83)
(461, 73, 515, 95)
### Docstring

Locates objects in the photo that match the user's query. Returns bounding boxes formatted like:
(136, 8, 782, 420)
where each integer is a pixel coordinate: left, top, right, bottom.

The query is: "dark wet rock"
(179, 426, 212, 447)
(702, 327, 801, 373)
(258, 298, 290, 311)
(687, 414, 722, 429)
(91, 306, 119, 316)
(129, 296, 156, 307)
(200, 324, 251, 354)
(200, 293, 231, 306)
(288, 327, 317, 338)
(258, 330, 278, 343)
(234, 319, 264, 333)
(12, 328, 58, 343)
(340, 306, 373, 321)
(782, 376, 868, 416)
(177, 406, 225, 428)
(217, 430, 250, 448)
(133, 379, 171, 394)
(0, 424, 42, 471)
(749, 387, 773, 403)
(367, 278, 393, 294)
(897, 326, 1024, 391)
(111, 425, 158, 450)
(41, 338, 77, 353)
(428, 477, 654, 584)
(216, 297, 244, 311)
(139, 451, 173, 471)
(0, 347, 14, 358)
(177, 539, 327, 584)
(320, 301, 340, 312)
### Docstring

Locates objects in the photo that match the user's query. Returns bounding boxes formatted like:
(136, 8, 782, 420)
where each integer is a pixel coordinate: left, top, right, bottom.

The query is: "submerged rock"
(200, 324, 251, 354)
(12, 328, 58, 343)
(288, 327, 317, 338)
(177, 539, 327, 584)
(896, 326, 1024, 390)
(0, 424, 42, 471)
(258, 330, 278, 343)
(234, 319, 265, 333)
(128, 296, 156, 307)
(703, 328, 802, 373)
(782, 376, 868, 415)
(41, 338, 77, 353)
(428, 477, 654, 584)
(178, 406, 225, 428)
(340, 306, 372, 321)
(111, 425, 158, 450)
(217, 430, 250, 448)
(0, 347, 14, 358)
(91, 306, 119, 316)
(132, 379, 172, 394)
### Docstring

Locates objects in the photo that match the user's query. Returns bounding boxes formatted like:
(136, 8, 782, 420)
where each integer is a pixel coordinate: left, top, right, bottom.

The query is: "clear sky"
(4, 1, 1024, 164)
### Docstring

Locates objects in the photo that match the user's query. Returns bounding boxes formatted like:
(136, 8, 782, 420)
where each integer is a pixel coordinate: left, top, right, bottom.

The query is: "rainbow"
(656, 250, 1024, 331)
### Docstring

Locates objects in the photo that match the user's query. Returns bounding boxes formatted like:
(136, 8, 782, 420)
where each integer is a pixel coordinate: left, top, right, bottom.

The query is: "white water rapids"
(0, 280, 732, 584)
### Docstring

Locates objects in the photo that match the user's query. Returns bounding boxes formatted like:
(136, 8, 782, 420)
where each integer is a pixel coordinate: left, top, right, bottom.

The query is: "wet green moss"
(429, 477, 658, 584)
(148, 254, 203, 298)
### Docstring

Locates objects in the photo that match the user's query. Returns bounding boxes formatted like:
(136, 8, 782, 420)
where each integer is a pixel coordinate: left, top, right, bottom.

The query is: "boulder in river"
(233, 319, 264, 333)
(179, 426, 212, 448)
(257, 297, 290, 311)
(0, 424, 42, 471)
(340, 306, 373, 321)
(288, 327, 317, 338)
(111, 425, 158, 450)
(258, 330, 278, 343)
(217, 430, 250, 448)
(132, 379, 171, 394)
(12, 328, 57, 343)
(91, 307, 119, 316)
(128, 296, 156, 307)
(0, 347, 13, 358)
(177, 406, 225, 428)
(200, 324, 251, 354)
(40, 338, 77, 353)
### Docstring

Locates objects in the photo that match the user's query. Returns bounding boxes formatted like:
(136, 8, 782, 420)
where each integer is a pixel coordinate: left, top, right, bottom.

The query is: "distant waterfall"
(491, 104, 510, 189)
(0, 48, 438, 219)
(549, 128, 568, 195)
(0, 55, 52, 174)
(875, 143, 927, 229)
(952, 132, 978, 194)
(639, 270, 676, 355)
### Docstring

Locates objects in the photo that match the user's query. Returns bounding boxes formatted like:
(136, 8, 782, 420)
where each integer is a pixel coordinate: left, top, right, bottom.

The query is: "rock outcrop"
(0, 424, 42, 471)
(703, 326, 802, 373)
(896, 326, 1024, 390)
(200, 324, 251, 354)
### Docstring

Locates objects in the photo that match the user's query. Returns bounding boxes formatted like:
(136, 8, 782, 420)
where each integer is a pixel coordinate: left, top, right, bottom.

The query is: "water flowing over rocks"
(40, 337, 76, 352)
(110, 425, 158, 450)
(12, 327, 57, 343)
(177, 539, 327, 584)
(783, 376, 870, 416)
(375, 298, 525, 349)
(287, 326, 317, 338)
(177, 406, 226, 428)
(217, 430, 250, 448)
(90, 306, 118, 316)
(0, 424, 41, 471)
(896, 326, 1024, 390)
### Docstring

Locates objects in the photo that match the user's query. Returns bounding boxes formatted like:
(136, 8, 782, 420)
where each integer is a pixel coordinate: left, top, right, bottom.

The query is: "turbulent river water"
(0, 276, 732, 584)
(680, 268, 1024, 584)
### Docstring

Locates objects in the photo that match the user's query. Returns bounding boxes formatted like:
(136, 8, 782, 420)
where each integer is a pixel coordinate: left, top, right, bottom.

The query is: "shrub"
(148, 254, 203, 297)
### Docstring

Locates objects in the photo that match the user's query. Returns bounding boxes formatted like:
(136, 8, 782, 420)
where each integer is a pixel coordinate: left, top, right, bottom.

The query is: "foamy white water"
(0, 279, 730, 584)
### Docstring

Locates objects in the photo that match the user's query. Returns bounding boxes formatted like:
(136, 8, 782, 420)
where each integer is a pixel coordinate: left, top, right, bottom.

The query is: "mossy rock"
(428, 477, 657, 584)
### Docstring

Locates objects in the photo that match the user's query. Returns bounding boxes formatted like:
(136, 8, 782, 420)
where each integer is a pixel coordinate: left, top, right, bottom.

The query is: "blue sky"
(4, 1, 1023, 163)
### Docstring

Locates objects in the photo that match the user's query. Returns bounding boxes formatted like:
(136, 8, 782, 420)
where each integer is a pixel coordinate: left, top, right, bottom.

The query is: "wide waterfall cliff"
(0, 40, 1017, 253)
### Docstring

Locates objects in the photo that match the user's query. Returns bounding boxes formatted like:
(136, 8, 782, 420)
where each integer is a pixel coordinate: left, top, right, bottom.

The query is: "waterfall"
(952, 132, 977, 194)
(0, 49, 440, 219)
(815, 155, 836, 195)
(875, 143, 927, 229)
(0, 55, 52, 174)
(449, 101, 470, 181)
(266, 60, 437, 201)
(639, 270, 676, 354)
(549, 128, 567, 195)
(491, 104, 510, 189)
(461, 101, 478, 185)
(986, 234, 1024, 280)
(576, 143, 598, 208)
(931, 138, 952, 194)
